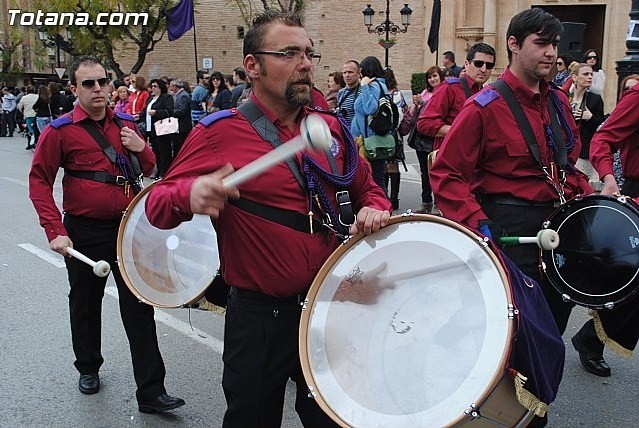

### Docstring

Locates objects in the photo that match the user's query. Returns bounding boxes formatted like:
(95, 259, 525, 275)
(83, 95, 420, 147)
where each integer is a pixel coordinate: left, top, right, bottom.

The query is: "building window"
(237, 26, 245, 39)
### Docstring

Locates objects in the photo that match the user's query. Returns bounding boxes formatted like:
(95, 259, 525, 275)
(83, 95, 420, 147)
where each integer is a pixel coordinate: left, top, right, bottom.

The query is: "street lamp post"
(362, 2, 412, 68)
(37, 28, 60, 78)
(616, 0, 639, 99)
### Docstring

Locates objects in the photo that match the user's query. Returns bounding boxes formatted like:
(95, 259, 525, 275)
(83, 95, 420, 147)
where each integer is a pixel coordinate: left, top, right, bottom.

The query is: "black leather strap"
(64, 169, 126, 185)
(458, 77, 472, 98)
(228, 197, 324, 234)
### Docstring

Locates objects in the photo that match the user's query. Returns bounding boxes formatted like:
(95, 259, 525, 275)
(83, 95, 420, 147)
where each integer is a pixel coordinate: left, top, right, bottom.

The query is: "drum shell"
(299, 215, 533, 427)
(116, 183, 219, 308)
(542, 194, 639, 309)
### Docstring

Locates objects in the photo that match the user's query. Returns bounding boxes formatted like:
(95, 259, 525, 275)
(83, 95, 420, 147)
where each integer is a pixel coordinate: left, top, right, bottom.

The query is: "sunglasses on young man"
(80, 77, 110, 89)
(471, 60, 495, 70)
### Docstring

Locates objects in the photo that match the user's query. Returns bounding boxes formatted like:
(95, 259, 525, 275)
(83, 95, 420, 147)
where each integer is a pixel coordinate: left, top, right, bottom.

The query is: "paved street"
(1, 134, 637, 427)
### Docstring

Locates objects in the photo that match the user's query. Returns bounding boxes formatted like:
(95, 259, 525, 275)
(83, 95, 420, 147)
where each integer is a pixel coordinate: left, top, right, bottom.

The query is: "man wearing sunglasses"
(145, 10, 391, 427)
(29, 56, 185, 414)
(417, 42, 496, 151)
(431, 9, 593, 425)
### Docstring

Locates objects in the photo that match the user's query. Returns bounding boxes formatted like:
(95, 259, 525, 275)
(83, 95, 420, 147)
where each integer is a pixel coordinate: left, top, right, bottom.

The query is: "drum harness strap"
(65, 115, 144, 197)
(491, 80, 575, 204)
(232, 100, 356, 238)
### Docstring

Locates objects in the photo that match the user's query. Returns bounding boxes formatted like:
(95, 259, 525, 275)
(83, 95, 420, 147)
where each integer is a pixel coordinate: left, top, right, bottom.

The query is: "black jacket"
(173, 89, 193, 134)
(144, 93, 174, 135)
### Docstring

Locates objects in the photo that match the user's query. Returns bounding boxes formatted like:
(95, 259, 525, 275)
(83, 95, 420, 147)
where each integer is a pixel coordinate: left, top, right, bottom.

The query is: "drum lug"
(618, 195, 628, 204)
(301, 297, 309, 311)
(464, 403, 481, 420)
(604, 301, 615, 310)
(508, 304, 518, 319)
(561, 293, 571, 303)
(542, 220, 551, 229)
(478, 236, 489, 248)
(307, 385, 317, 398)
(401, 209, 415, 217)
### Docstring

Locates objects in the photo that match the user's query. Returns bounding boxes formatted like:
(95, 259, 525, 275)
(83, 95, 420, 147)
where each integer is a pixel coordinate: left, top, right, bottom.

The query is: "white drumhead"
(117, 184, 219, 307)
(300, 216, 513, 427)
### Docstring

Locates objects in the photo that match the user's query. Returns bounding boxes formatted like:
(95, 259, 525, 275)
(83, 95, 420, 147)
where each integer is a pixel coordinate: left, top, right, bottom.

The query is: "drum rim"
(116, 182, 211, 308)
(542, 195, 639, 308)
(299, 214, 515, 427)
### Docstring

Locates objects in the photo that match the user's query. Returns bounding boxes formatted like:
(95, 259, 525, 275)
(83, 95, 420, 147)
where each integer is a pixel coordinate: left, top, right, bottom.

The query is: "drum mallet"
(221, 114, 332, 188)
(66, 247, 111, 277)
(500, 229, 560, 251)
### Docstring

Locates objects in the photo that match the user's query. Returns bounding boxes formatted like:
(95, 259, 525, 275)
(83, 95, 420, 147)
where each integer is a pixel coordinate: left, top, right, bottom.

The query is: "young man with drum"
(572, 77, 639, 377)
(430, 9, 592, 425)
(145, 10, 391, 428)
(28, 56, 185, 413)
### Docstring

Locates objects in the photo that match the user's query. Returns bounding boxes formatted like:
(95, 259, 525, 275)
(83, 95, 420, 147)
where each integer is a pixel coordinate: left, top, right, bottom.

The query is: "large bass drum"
(299, 215, 533, 427)
(116, 183, 219, 307)
(541, 194, 639, 309)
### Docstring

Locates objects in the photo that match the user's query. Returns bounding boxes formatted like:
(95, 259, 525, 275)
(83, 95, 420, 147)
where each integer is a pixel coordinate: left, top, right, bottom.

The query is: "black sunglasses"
(471, 60, 495, 70)
(556, 61, 564, 65)
(80, 77, 110, 89)
(587, 56, 598, 59)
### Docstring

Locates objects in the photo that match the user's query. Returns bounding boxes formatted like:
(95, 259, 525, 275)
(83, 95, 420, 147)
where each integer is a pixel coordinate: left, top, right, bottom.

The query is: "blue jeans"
(36, 116, 52, 132)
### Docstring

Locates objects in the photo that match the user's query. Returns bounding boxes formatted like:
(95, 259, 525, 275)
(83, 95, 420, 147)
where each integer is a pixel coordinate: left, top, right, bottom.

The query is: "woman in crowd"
(325, 71, 345, 112)
(113, 86, 130, 115)
(583, 49, 605, 96)
(569, 62, 605, 183)
(553, 53, 574, 87)
(126, 75, 149, 123)
(144, 79, 174, 180)
(350, 55, 391, 191)
(408, 66, 443, 213)
(206, 71, 232, 113)
(33, 84, 53, 132)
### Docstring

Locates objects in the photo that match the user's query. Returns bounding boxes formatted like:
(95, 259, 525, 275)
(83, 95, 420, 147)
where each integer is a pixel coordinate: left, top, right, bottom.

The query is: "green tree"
(31, 0, 177, 78)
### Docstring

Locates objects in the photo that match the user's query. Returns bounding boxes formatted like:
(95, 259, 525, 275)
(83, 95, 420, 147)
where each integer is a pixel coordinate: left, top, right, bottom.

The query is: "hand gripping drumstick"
(500, 229, 560, 250)
(66, 247, 111, 277)
(221, 114, 332, 188)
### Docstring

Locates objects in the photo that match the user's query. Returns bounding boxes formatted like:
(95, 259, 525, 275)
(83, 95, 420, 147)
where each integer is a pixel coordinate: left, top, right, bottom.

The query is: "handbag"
(363, 133, 396, 160)
(153, 117, 179, 136)
(406, 104, 434, 153)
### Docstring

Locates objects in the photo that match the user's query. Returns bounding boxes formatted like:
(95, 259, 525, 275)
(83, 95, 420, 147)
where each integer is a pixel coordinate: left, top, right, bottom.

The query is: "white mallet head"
(300, 114, 332, 151)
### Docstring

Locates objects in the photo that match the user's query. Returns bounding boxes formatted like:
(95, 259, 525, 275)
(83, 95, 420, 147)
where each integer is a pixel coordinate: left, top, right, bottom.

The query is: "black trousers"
(480, 202, 575, 334)
(172, 132, 188, 158)
(415, 150, 433, 204)
(149, 133, 173, 178)
(221, 288, 339, 428)
(63, 214, 166, 402)
(1, 110, 15, 136)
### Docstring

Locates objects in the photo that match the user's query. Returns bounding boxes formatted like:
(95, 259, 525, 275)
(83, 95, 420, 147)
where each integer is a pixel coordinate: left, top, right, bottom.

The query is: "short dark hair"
(466, 42, 496, 62)
(69, 56, 104, 86)
(234, 67, 247, 80)
(360, 56, 385, 79)
(243, 10, 304, 59)
(582, 49, 601, 71)
(384, 67, 398, 91)
(506, 8, 562, 62)
(150, 78, 168, 93)
(196, 70, 207, 80)
(443, 51, 455, 62)
(343, 59, 360, 70)
(329, 71, 345, 88)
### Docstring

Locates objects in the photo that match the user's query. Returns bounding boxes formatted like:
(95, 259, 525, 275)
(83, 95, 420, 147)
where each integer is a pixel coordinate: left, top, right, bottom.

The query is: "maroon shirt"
(29, 105, 155, 241)
(430, 67, 592, 229)
(417, 74, 482, 150)
(145, 94, 391, 297)
(590, 82, 639, 179)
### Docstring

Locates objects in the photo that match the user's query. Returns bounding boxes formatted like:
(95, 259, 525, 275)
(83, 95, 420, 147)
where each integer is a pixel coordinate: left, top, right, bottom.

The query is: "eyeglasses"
(211, 77, 221, 81)
(253, 50, 322, 65)
(151, 84, 159, 88)
(587, 56, 598, 60)
(471, 60, 495, 70)
(80, 77, 110, 89)
(556, 61, 564, 65)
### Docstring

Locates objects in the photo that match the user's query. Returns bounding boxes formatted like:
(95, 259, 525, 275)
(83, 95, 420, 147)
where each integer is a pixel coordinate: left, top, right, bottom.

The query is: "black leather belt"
(229, 286, 305, 305)
(65, 169, 127, 185)
(477, 194, 559, 207)
(229, 197, 325, 234)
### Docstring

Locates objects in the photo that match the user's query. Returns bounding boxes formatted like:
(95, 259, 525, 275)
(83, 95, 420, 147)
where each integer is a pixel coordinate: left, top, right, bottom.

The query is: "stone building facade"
(1, 0, 634, 109)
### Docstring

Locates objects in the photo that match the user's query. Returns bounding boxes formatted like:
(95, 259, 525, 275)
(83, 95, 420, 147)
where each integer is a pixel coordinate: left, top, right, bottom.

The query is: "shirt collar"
(501, 67, 549, 107)
(71, 103, 113, 123)
(248, 92, 309, 128)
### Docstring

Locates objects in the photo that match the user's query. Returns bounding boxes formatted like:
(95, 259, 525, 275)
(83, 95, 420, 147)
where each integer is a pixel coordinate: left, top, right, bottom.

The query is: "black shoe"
(78, 374, 100, 394)
(571, 334, 611, 377)
(138, 393, 185, 413)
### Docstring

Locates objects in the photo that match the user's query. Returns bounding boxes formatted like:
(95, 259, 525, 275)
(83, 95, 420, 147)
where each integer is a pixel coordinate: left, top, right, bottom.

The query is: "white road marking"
(18, 241, 225, 354)
(104, 286, 225, 354)
(0, 176, 28, 187)
(18, 243, 66, 268)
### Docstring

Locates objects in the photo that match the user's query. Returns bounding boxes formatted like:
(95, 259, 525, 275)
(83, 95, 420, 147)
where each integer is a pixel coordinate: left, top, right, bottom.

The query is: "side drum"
(299, 215, 534, 427)
(541, 194, 639, 309)
(116, 183, 219, 307)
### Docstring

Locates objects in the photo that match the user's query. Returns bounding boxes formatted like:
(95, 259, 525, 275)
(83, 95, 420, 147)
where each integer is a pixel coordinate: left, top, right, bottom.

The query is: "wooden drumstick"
(221, 114, 332, 188)
(500, 229, 560, 250)
(66, 247, 111, 277)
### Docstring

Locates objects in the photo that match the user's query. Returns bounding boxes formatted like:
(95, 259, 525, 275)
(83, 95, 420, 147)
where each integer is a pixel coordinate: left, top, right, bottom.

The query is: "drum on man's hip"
(116, 182, 219, 308)
(299, 214, 535, 427)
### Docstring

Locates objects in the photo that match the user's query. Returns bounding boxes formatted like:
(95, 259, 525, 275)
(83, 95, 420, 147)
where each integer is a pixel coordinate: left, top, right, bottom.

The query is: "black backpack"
(367, 81, 399, 135)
